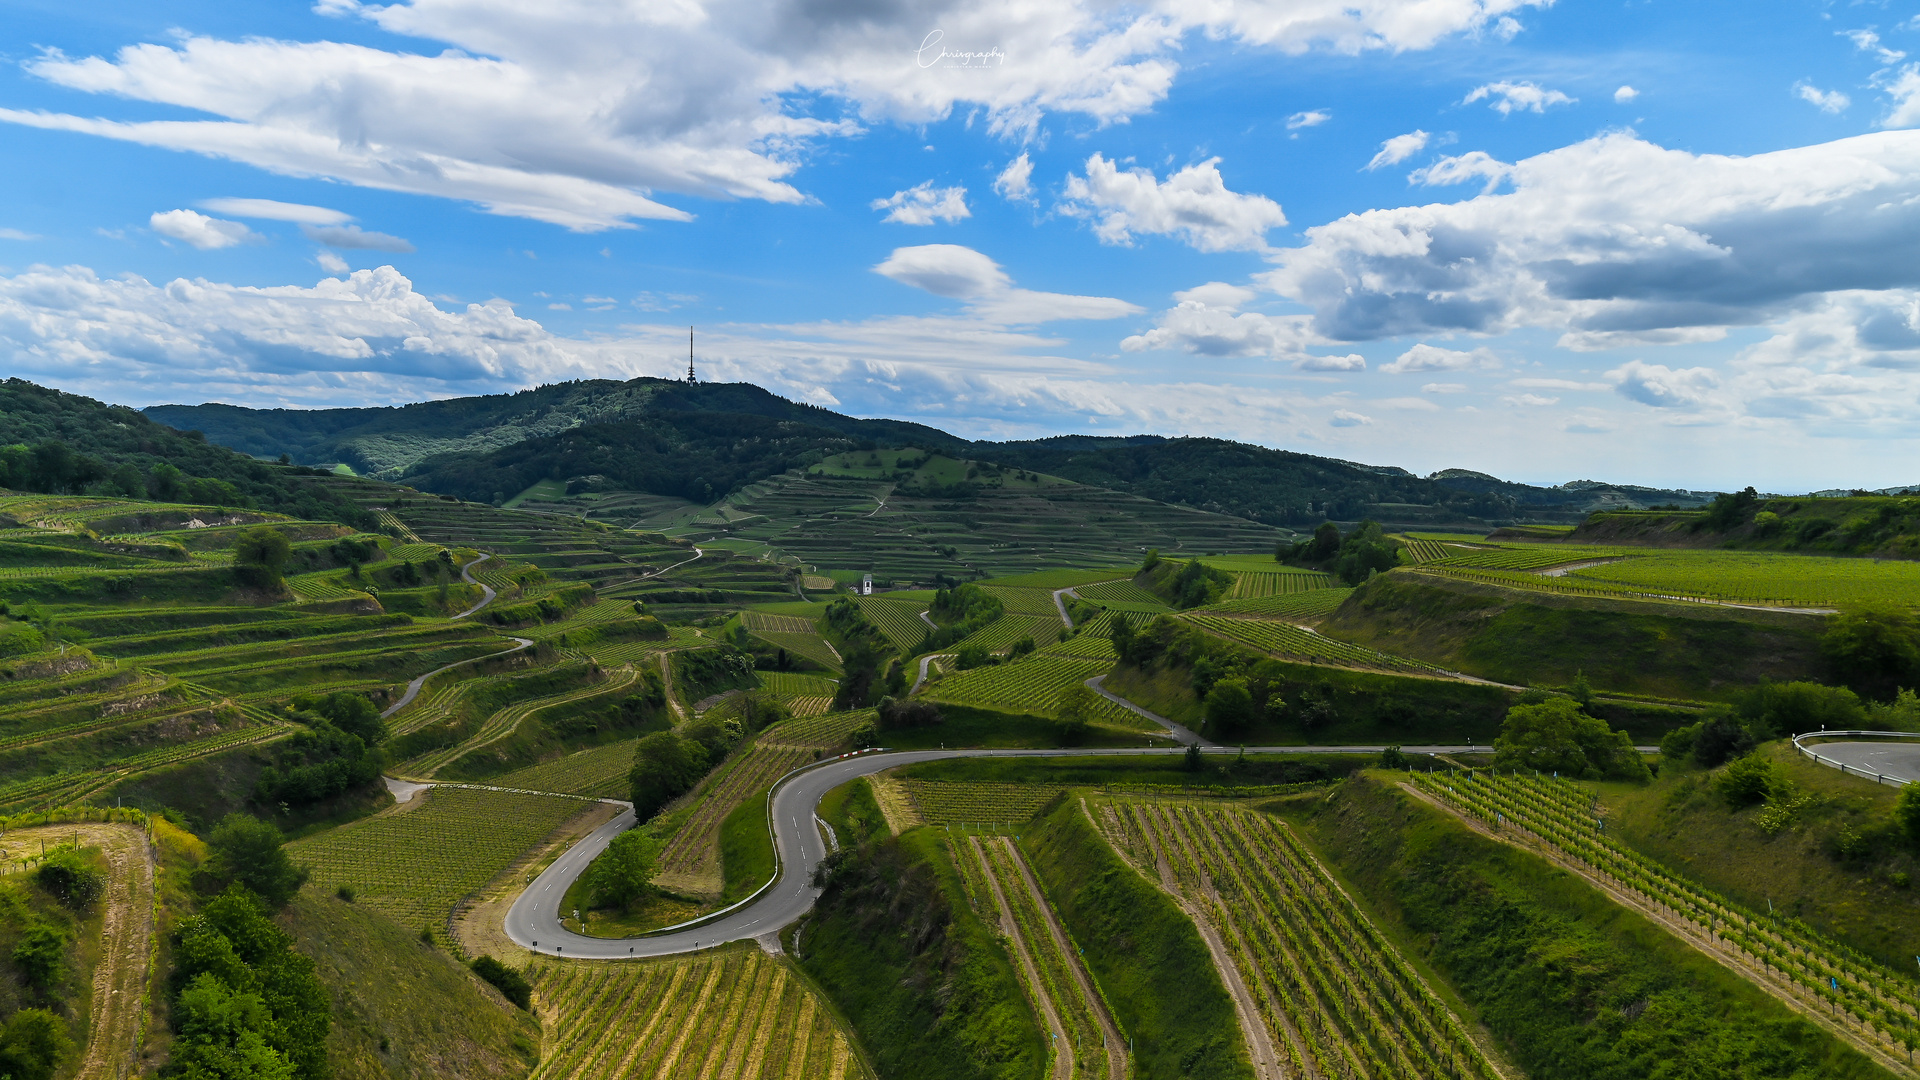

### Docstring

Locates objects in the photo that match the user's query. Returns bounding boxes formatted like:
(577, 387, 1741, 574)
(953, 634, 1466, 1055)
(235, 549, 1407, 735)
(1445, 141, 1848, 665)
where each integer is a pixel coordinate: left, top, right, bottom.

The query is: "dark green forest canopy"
(146, 376, 1720, 527)
(0, 380, 372, 529)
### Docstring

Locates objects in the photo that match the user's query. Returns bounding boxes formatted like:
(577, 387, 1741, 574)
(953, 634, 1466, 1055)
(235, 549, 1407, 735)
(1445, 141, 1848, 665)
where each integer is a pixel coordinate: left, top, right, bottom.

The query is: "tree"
(1823, 609, 1920, 700)
(170, 974, 295, 1080)
(1715, 753, 1781, 808)
(1896, 784, 1920, 845)
(1204, 678, 1256, 738)
(232, 528, 292, 591)
(1493, 697, 1649, 780)
(206, 814, 308, 909)
(630, 732, 709, 820)
(1054, 684, 1098, 743)
(0, 1010, 73, 1080)
(584, 831, 664, 911)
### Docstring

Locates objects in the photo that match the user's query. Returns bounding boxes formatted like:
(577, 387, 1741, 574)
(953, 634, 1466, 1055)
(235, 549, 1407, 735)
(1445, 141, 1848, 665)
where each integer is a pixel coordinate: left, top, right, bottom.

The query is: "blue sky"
(3, 0, 1920, 491)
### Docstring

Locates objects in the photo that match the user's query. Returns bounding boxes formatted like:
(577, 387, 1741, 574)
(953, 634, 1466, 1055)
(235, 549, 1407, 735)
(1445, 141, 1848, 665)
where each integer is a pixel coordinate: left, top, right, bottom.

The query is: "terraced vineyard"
(1414, 769, 1920, 1068)
(398, 664, 640, 777)
(1110, 802, 1501, 1080)
(1073, 579, 1168, 612)
(926, 656, 1147, 727)
(1223, 569, 1338, 599)
(855, 596, 931, 649)
(1180, 614, 1445, 675)
(898, 780, 1065, 825)
(1197, 588, 1353, 620)
(290, 786, 588, 933)
(763, 709, 872, 748)
(1425, 543, 1630, 572)
(956, 835, 1124, 1080)
(492, 741, 637, 799)
(528, 949, 868, 1080)
(652, 743, 815, 896)
(981, 585, 1069, 617)
(959, 614, 1064, 653)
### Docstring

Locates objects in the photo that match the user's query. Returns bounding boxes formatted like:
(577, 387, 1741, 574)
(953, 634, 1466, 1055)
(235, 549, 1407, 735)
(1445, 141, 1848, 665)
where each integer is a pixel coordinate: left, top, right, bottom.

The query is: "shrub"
(1714, 753, 1781, 808)
(470, 956, 533, 1010)
(33, 847, 103, 912)
(206, 814, 308, 909)
(584, 831, 664, 911)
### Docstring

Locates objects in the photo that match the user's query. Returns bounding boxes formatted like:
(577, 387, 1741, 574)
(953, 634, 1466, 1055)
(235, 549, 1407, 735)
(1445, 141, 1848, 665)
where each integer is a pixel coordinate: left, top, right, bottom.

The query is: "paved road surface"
(1086, 674, 1211, 747)
(503, 743, 1516, 959)
(381, 636, 532, 718)
(1800, 740, 1920, 783)
(450, 553, 498, 620)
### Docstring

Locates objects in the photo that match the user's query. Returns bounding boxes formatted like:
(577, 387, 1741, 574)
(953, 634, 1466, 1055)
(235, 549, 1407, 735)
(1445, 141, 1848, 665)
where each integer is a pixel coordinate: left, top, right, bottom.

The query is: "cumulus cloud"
(873, 244, 1138, 323)
(1795, 82, 1851, 114)
(1842, 29, 1905, 65)
(199, 198, 350, 225)
(1329, 409, 1372, 426)
(1366, 130, 1428, 170)
(1463, 81, 1574, 115)
(1061, 154, 1286, 252)
(1407, 151, 1512, 192)
(1172, 282, 1258, 310)
(149, 209, 258, 250)
(1287, 110, 1331, 130)
(993, 154, 1035, 203)
(0, 0, 1542, 230)
(1614, 85, 1639, 103)
(1255, 130, 1920, 345)
(1381, 343, 1498, 373)
(302, 224, 415, 252)
(1881, 66, 1920, 128)
(1608, 360, 1720, 409)
(1422, 382, 1466, 393)
(1500, 392, 1558, 406)
(315, 250, 349, 274)
(872, 183, 971, 226)
(1297, 353, 1366, 371)
(1510, 377, 1608, 391)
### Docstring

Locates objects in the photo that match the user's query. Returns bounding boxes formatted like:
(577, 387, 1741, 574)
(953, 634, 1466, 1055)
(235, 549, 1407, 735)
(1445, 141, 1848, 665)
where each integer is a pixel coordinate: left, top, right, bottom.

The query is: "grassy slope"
(1022, 797, 1250, 1080)
(1298, 774, 1892, 1080)
(1319, 573, 1825, 701)
(798, 828, 1043, 1080)
(1605, 742, 1920, 971)
(718, 790, 774, 901)
(280, 890, 539, 1080)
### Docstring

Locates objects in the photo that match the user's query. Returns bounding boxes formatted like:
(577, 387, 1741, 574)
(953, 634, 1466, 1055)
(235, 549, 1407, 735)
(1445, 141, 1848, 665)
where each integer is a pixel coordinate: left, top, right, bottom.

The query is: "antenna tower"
(687, 327, 697, 383)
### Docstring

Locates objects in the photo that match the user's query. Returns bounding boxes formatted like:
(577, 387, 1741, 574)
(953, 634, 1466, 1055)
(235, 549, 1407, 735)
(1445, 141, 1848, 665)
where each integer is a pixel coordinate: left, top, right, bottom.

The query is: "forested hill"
(0, 380, 373, 527)
(147, 378, 959, 481)
(143, 375, 1718, 529)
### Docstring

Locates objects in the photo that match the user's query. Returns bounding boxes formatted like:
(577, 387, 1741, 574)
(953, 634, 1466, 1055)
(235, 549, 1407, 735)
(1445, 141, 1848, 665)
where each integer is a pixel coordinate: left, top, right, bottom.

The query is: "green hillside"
(1574, 494, 1920, 560)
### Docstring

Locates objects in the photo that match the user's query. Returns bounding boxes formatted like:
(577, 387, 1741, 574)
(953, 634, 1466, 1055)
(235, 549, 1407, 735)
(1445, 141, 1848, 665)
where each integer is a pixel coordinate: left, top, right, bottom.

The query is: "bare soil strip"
(998, 834, 1130, 1079)
(17, 822, 157, 1080)
(968, 836, 1073, 1080)
(1124, 805, 1293, 1080)
(1401, 782, 1920, 1079)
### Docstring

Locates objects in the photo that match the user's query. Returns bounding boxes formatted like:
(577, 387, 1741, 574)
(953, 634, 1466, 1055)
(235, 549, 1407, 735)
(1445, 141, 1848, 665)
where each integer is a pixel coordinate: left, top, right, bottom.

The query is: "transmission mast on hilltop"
(687, 327, 697, 384)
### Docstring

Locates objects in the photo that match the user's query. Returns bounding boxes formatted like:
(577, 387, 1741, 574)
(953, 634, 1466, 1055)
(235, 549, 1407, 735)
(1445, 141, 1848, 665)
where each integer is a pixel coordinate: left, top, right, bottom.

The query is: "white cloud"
(1257, 130, 1920, 346)
(1286, 110, 1331, 130)
(1422, 382, 1466, 393)
(1122, 302, 1310, 357)
(199, 198, 350, 225)
(1407, 151, 1513, 192)
(1173, 282, 1258, 310)
(1463, 81, 1574, 115)
(0, 229, 39, 241)
(1795, 82, 1851, 114)
(1510, 377, 1608, 391)
(1366, 130, 1428, 170)
(1329, 409, 1372, 426)
(871, 183, 971, 226)
(149, 209, 258, 250)
(873, 244, 1139, 324)
(547, 302, 571, 311)
(1381, 343, 1498, 373)
(1842, 29, 1905, 65)
(1500, 392, 1559, 406)
(1613, 85, 1639, 104)
(302, 224, 415, 252)
(315, 250, 349, 274)
(1608, 360, 1720, 409)
(1061, 154, 1286, 252)
(993, 153, 1035, 204)
(1378, 396, 1440, 410)
(1297, 353, 1366, 371)
(1881, 66, 1920, 128)
(1, 0, 1541, 230)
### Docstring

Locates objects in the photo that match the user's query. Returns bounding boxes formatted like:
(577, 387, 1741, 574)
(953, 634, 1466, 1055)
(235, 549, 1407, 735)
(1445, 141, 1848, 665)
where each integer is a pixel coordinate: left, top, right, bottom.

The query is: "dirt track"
(968, 837, 1074, 1080)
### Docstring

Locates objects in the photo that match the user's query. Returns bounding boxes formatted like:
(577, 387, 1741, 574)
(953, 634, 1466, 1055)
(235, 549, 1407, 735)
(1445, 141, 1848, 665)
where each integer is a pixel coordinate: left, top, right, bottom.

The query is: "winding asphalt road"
(502, 742, 1514, 959)
(381, 553, 528, 719)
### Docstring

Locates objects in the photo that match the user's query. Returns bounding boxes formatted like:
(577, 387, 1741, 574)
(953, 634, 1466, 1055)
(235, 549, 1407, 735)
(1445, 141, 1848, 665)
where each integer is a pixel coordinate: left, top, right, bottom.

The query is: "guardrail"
(1790, 729, 1920, 789)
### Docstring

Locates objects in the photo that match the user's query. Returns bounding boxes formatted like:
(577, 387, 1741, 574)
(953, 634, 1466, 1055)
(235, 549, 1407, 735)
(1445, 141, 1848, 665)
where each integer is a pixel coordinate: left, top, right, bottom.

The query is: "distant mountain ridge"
(145, 377, 1721, 531)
